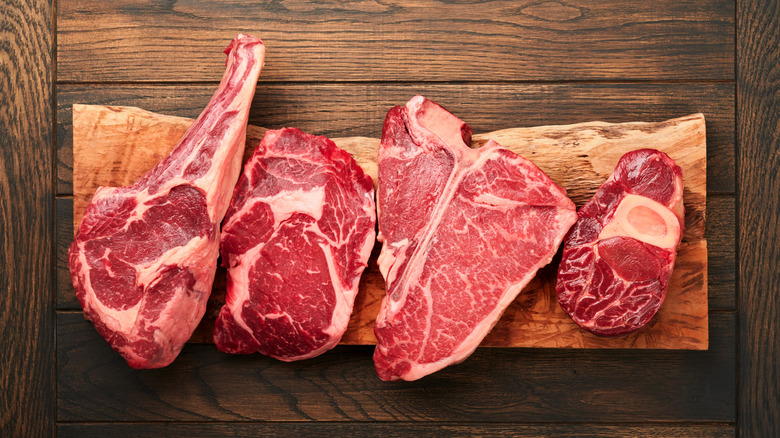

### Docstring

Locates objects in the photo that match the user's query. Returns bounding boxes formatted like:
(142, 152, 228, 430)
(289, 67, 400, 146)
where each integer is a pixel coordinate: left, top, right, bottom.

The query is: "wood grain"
(55, 83, 735, 195)
(57, 422, 736, 438)
(71, 104, 708, 349)
(0, 0, 749, 432)
(56, 310, 735, 422)
(737, 0, 780, 435)
(56, 0, 734, 82)
(0, 0, 54, 436)
(56, 198, 75, 309)
(707, 196, 735, 309)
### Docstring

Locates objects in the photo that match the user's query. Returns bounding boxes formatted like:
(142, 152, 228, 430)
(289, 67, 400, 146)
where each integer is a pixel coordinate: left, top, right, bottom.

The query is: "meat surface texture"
(374, 96, 578, 381)
(68, 35, 265, 369)
(556, 149, 684, 337)
(214, 128, 376, 361)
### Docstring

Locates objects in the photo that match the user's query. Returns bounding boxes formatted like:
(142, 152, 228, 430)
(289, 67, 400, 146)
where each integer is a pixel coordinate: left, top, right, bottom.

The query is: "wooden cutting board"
(72, 104, 708, 349)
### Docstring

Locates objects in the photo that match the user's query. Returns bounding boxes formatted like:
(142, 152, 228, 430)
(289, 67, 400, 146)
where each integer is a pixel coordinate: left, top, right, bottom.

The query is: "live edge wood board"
(73, 104, 708, 349)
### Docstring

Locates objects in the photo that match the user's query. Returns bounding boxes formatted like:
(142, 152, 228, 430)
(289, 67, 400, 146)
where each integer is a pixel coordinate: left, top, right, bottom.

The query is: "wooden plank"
(56, 310, 735, 422)
(57, 422, 736, 438)
(0, 0, 54, 436)
(56, 198, 76, 309)
(55, 193, 736, 311)
(737, 0, 780, 435)
(56, 83, 735, 195)
(56, 0, 734, 82)
(706, 196, 735, 309)
(71, 105, 709, 349)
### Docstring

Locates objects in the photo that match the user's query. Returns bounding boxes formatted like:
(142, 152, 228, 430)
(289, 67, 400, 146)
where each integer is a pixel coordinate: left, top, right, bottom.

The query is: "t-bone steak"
(556, 149, 684, 336)
(373, 96, 578, 381)
(214, 128, 376, 361)
(68, 34, 265, 369)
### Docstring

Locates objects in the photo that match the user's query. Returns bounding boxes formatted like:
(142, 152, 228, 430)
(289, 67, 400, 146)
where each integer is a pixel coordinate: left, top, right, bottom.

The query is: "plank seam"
(51, 0, 59, 433)
(54, 420, 737, 425)
(55, 79, 738, 87)
(733, 0, 741, 435)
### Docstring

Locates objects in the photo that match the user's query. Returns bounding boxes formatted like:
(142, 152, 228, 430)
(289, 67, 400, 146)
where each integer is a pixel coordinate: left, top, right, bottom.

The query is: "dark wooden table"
(2, 1, 777, 436)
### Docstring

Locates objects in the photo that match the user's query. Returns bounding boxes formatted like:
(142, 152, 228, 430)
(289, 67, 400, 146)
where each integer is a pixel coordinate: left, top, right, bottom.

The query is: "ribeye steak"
(214, 128, 376, 361)
(556, 149, 684, 336)
(373, 96, 578, 381)
(68, 34, 265, 369)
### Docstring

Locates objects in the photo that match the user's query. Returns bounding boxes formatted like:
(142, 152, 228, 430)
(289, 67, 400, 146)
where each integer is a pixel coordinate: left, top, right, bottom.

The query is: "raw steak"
(373, 96, 578, 381)
(556, 149, 684, 336)
(214, 128, 376, 361)
(68, 34, 265, 369)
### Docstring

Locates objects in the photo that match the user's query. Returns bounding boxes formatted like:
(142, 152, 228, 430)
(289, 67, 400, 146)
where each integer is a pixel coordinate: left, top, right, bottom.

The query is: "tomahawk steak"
(556, 149, 684, 336)
(68, 34, 265, 369)
(214, 128, 376, 361)
(373, 96, 578, 381)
